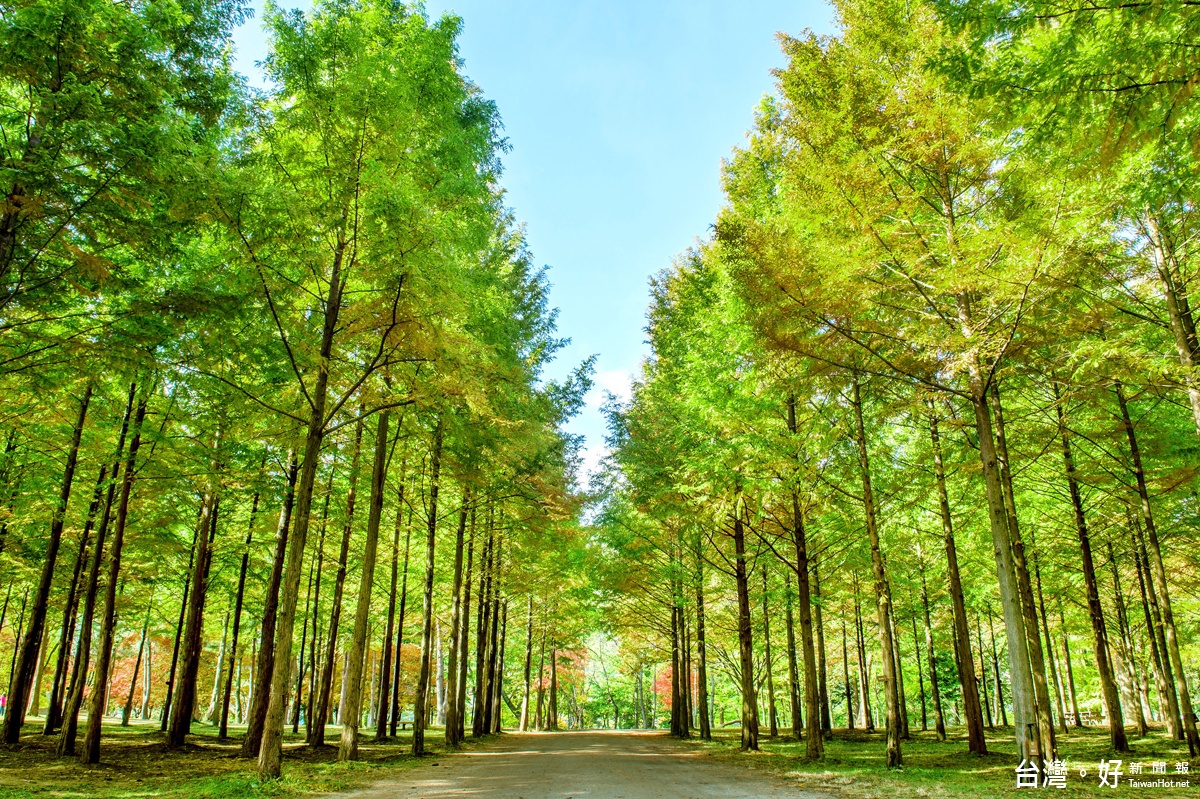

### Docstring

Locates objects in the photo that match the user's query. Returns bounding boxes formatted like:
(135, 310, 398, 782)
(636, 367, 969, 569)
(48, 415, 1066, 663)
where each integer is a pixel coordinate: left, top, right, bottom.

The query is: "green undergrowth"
(685, 724, 1197, 798)
(0, 718, 471, 799)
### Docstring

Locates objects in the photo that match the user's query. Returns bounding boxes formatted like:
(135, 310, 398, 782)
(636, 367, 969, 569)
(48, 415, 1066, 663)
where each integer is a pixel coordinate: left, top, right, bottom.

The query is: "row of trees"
(0, 0, 596, 780)
(598, 0, 1200, 769)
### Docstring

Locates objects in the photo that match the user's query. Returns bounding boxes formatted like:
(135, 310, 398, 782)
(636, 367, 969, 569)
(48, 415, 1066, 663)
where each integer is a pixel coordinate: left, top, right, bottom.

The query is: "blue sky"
(232, 1, 836, 482)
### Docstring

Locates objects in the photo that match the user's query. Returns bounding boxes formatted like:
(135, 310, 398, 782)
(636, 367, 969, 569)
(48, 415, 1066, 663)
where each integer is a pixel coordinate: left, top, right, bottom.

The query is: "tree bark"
(990, 383, 1056, 759)
(928, 409, 986, 753)
(81, 392, 147, 763)
(375, 456, 404, 742)
(338, 410, 389, 761)
(732, 497, 759, 751)
(314, 416, 365, 746)
(243, 448, 299, 756)
(762, 568, 778, 738)
(1108, 541, 1147, 736)
(221, 465, 262, 739)
(411, 422, 442, 756)
(389, 497, 411, 737)
(4, 383, 91, 743)
(1115, 381, 1198, 753)
(918, 556, 946, 740)
(58, 383, 135, 755)
(694, 535, 711, 740)
(443, 484, 470, 748)
(1053, 389, 1126, 750)
(1032, 541, 1067, 735)
(520, 594, 534, 731)
(787, 394, 823, 757)
(850, 374, 900, 767)
(122, 598, 153, 726)
(168, 434, 224, 748)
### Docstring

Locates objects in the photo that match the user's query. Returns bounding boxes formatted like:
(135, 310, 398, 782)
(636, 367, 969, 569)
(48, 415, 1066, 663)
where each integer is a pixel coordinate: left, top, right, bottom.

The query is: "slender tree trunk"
(4, 383, 92, 743)
(911, 614, 926, 732)
(411, 423, 442, 756)
(520, 595, 533, 731)
(1115, 382, 1198, 753)
(854, 584, 873, 730)
(1131, 522, 1175, 734)
(732, 498, 759, 751)
(1108, 541, 1147, 737)
(1145, 213, 1200, 441)
(443, 485, 470, 747)
(123, 598, 153, 725)
(292, 544, 316, 734)
(1032, 541, 1068, 735)
(842, 612, 854, 730)
(43, 465, 105, 734)
(850, 374, 900, 766)
(207, 609, 230, 723)
(694, 535, 711, 741)
(890, 597, 909, 739)
(58, 383, 135, 755)
(221, 468, 262, 739)
(256, 237, 347, 781)
(813, 555, 831, 735)
(1053, 389, 1126, 750)
(548, 647, 558, 730)
(389, 499, 411, 737)
(786, 394, 823, 757)
(785, 586, 801, 739)
(243, 449, 300, 756)
(1058, 600, 1081, 727)
(918, 557, 946, 740)
(168, 435, 224, 748)
(308, 460, 336, 741)
(990, 384, 1056, 759)
(81, 393, 147, 764)
(955, 296, 1044, 767)
(988, 615, 1008, 727)
(454, 507, 474, 741)
(762, 567, 778, 738)
(976, 613, 993, 728)
(375, 456, 404, 742)
(314, 417, 364, 746)
(338, 411, 389, 761)
(928, 409, 986, 753)
(472, 514, 492, 737)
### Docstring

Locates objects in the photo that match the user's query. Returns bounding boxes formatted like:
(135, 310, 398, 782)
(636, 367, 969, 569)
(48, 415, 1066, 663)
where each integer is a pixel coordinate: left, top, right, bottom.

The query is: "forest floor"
(2, 718, 1196, 798)
(687, 723, 1197, 798)
(0, 717, 450, 799)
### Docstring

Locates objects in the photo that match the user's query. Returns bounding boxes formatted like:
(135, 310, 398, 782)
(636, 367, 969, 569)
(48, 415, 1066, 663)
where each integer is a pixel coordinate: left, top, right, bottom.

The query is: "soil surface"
(337, 730, 836, 799)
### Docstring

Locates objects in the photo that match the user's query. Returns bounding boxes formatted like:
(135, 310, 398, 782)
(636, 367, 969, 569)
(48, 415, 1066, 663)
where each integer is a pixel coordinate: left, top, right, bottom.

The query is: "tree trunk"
(787, 394, 823, 757)
(375, 456, 404, 742)
(338, 411, 389, 761)
(990, 383, 1056, 759)
(548, 648, 558, 730)
(928, 409, 986, 752)
(911, 614, 927, 732)
(520, 595, 533, 732)
(918, 556, 946, 740)
(472, 514, 492, 737)
(314, 417, 365, 747)
(221, 467, 262, 739)
(454, 506, 474, 741)
(784, 585, 801, 739)
(1145, 213, 1200, 441)
(1032, 541, 1068, 735)
(411, 422, 442, 756)
(842, 612, 854, 730)
(389, 497, 411, 737)
(168, 438, 224, 748)
(307, 460, 336, 741)
(1115, 382, 1198, 753)
(1053, 389, 1126, 750)
(732, 498, 759, 751)
(988, 615, 1008, 727)
(4, 383, 92, 743)
(256, 236, 347, 781)
(443, 485, 470, 747)
(243, 449, 300, 756)
(1131, 521, 1175, 734)
(1058, 600, 1081, 727)
(850, 374, 900, 767)
(812, 554, 832, 735)
(762, 568, 778, 738)
(43, 464, 105, 735)
(81, 393, 147, 763)
(122, 598, 153, 726)
(694, 535, 711, 740)
(976, 613, 993, 728)
(207, 609, 230, 724)
(1108, 541, 1147, 736)
(57, 383, 135, 756)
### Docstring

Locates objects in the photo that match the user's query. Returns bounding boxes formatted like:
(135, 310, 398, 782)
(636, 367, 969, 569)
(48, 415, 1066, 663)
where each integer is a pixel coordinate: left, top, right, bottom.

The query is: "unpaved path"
(341, 730, 835, 799)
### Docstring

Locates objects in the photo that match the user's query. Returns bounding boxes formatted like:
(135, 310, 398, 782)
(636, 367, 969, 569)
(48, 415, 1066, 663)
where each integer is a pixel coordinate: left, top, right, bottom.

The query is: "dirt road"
(341, 731, 835, 799)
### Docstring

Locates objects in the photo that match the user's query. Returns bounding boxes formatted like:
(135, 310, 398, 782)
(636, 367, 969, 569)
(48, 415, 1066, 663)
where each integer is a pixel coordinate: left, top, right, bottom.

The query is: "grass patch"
(0, 717, 464, 799)
(684, 724, 1197, 798)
